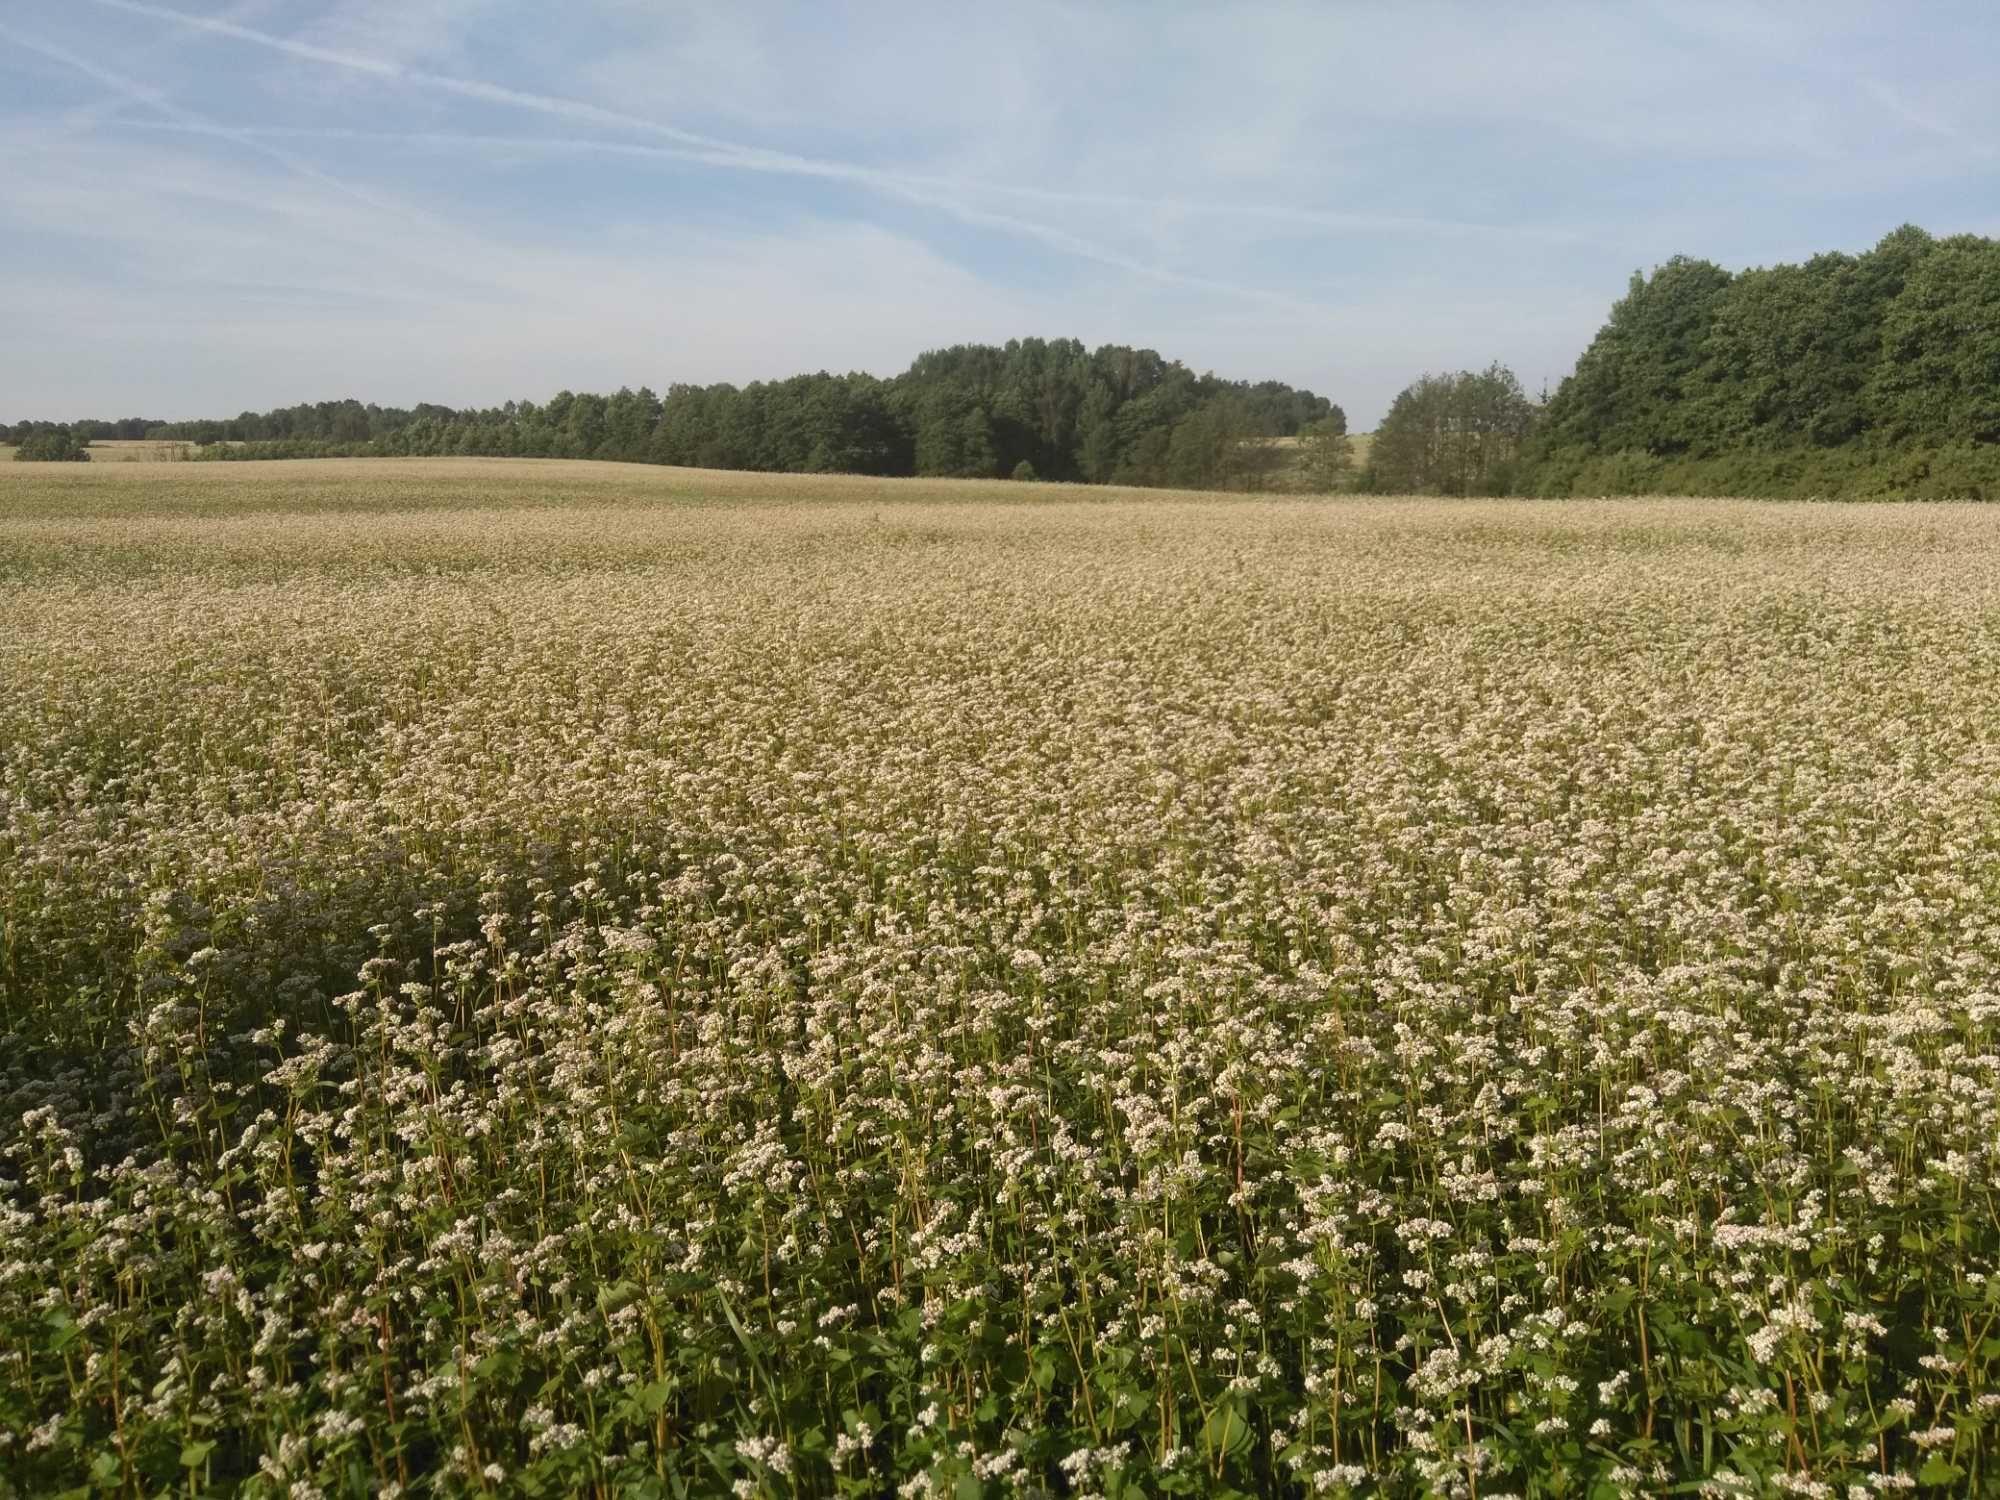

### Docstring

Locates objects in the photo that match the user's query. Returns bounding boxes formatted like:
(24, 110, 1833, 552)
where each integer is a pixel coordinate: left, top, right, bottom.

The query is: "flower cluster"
(1, 459, 1997, 1496)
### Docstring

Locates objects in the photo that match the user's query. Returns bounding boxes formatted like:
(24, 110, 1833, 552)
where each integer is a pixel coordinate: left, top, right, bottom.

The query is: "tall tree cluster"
(25, 228, 1998, 499)
(130, 338, 1338, 491)
(1364, 364, 1538, 495)
(1526, 225, 2000, 495)
(1, 417, 157, 445)
(1355, 224, 2000, 498)
(10, 428, 91, 462)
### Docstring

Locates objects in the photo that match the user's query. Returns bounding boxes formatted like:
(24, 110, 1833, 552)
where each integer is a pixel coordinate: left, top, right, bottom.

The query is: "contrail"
(2, 26, 448, 231)
(88, 0, 1339, 306)
(127, 122, 1589, 247)
(89, 0, 884, 167)
(127, 120, 1330, 310)
(28, 0, 277, 148)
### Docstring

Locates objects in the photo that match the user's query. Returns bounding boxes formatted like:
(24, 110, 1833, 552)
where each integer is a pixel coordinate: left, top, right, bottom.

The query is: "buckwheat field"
(4, 458, 1999, 1500)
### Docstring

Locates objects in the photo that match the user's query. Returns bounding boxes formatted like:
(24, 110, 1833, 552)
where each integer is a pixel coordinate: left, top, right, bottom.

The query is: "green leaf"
(1917, 1455, 1962, 1487)
(1030, 1349, 1058, 1392)
(180, 1439, 216, 1468)
(714, 1290, 773, 1393)
(45, 1308, 79, 1351)
(1202, 1402, 1253, 1456)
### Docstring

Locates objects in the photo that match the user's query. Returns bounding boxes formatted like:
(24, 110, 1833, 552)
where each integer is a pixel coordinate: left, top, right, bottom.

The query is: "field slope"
(2, 459, 1997, 1497)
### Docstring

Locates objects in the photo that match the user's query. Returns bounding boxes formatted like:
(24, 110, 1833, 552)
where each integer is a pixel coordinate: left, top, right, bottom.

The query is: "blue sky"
(5, 1, 1999, 427)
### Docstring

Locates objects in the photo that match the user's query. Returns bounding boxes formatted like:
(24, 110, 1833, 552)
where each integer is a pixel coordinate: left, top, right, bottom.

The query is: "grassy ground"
(2, 458, 1997, 1497)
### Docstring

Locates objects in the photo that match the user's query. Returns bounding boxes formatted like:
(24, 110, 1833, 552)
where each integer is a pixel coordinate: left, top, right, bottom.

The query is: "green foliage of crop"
(2, 459, 1999, 1497)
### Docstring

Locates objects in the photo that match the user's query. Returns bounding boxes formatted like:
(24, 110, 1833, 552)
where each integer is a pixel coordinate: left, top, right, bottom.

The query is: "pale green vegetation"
(1261, 432, 1374, 492)
(84, 440, 199, 463)
(2, 459, 1998, 1498)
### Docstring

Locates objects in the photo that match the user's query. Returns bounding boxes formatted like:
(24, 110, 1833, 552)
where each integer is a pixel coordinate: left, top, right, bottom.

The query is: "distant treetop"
(1539, 225, 2000, 461)
(11, 428, 91, 462)
(68, 337, 1343, 492)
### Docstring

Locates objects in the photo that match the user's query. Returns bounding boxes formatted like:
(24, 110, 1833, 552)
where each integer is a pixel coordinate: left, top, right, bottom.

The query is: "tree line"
(0, 417, 160, 444)
(3, 416, 161, 462)
(1525, 224, 2000, 498)
(13, 226, 2000, 495)
(1352, 225, 2000, 498)
(53, 339, 1340, 490)
(1340, 223, 2000, 499)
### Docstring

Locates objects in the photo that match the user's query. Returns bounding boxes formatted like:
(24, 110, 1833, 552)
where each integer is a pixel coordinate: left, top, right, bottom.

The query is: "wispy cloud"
(1859, 77, 1963, 143)
(16, 0, 278, 148)
(92, 0, 1601, 306)
(0, 135, 1065, 414)
(92, 0, 752, 152)
(6, 0, 1999, 424)
(3, 25, 443, 237)
(92, 0, 1330, 306)
(129, 121, 1600, 249)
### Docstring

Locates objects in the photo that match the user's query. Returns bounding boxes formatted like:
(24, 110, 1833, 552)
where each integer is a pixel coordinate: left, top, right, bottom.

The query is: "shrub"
(13, 429, 89, 462)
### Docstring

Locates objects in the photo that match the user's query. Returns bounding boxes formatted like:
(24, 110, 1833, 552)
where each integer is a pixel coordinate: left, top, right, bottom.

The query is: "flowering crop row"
(2, 460, 1997, 1497)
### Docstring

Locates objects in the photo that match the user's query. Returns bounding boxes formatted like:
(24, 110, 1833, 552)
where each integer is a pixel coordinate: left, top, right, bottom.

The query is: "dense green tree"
(1166, 396, 1280, 490)
(1075, 382, 1121, 483)
(1370, 365, 1537, 495)
(4, 418, 158, 445)
(13, 428, 90, 461)
(111, 340, 1336, 491)
(1109, 379, 1204, 485)
(650, 383, 724, 467)
(910, 386, 1000, 478)
(1689, 254, 1867, 449)
(1540, 257, 1734, 457)
(602, 387, 663, 462)
(1528, 225, 2000, 494)
(1296, 412, 1353, 491)
(1870, 233, 2000, 444)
